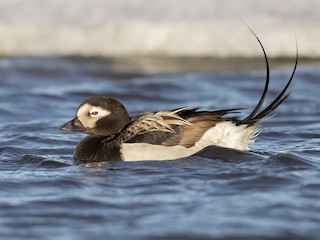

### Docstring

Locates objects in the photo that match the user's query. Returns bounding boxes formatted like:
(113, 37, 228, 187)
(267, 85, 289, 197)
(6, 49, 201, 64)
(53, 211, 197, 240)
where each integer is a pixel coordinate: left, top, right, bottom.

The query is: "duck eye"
(90, 111, 99, 116)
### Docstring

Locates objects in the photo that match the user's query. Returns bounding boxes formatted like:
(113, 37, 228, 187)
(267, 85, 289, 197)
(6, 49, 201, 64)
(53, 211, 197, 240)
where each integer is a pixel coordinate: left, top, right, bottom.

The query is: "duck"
(60, 34, 298, 164)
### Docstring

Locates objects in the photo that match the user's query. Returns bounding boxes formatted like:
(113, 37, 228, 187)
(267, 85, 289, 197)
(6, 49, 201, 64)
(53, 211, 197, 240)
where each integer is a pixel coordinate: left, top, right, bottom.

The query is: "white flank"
(122, 143, 193, 161)
(122, 121, 260, 161)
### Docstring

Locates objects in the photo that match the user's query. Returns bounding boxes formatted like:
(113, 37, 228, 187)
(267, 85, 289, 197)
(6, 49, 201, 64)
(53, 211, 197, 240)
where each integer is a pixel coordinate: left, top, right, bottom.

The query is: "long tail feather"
(241, 26, 270, 123)
(239, 30, 298, 125)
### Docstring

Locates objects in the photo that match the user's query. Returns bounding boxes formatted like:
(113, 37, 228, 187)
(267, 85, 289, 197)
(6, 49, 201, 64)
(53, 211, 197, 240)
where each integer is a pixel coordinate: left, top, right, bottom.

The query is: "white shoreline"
(0, 0, 318, 57)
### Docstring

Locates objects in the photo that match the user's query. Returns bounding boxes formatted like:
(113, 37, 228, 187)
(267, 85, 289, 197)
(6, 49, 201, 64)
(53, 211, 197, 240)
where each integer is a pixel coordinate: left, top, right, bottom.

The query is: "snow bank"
(0, 0, 318, 57)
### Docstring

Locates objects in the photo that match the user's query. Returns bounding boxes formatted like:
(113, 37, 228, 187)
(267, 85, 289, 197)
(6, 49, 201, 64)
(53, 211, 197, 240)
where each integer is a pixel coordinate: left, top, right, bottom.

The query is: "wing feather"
(120, 108, 191, 143)
(120, 107, 238, 147)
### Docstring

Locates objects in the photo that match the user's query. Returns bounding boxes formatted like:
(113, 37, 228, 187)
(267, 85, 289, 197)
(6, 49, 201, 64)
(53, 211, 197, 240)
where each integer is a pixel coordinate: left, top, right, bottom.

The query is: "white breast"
(121, 121, 260, 161)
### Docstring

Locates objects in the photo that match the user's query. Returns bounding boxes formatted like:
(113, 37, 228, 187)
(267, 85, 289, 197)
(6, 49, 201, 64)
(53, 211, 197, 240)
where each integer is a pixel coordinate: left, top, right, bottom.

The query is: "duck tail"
(238, 28, 298, 127)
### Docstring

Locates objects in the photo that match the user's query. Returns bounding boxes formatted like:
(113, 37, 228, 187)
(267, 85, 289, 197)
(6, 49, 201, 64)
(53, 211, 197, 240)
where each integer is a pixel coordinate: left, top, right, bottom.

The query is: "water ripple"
(0, 57, 319, 240)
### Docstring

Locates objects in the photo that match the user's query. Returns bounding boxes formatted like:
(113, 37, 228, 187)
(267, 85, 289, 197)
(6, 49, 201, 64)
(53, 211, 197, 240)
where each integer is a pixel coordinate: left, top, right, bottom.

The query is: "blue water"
(0, 57, 320, 239)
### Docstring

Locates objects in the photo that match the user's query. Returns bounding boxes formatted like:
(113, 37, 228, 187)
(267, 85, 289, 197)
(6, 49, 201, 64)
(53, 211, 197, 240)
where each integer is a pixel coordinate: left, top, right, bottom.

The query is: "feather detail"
(120, 107, 192, 142)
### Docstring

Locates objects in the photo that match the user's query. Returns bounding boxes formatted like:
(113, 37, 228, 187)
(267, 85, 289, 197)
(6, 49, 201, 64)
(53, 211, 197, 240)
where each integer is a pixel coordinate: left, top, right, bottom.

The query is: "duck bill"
(59, 118, 86, 132)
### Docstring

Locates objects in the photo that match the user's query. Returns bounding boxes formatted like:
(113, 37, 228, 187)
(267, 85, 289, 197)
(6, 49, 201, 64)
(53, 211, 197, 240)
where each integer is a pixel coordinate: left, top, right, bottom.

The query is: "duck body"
(60, 33, 297, 164)
(62, 105, 259, 164)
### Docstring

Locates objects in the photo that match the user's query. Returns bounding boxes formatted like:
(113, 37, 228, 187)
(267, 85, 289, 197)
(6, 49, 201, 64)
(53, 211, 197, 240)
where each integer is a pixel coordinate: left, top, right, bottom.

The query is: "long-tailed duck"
(60, 34, 297, 164)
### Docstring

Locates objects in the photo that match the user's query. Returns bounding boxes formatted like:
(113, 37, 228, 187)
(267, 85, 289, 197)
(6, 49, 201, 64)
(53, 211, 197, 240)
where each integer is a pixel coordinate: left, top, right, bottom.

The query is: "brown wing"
(170, 114, 221, 147)
(119, 108, 191, 144)
(120, 108, 240, 148)
(165, 109, 240, 147)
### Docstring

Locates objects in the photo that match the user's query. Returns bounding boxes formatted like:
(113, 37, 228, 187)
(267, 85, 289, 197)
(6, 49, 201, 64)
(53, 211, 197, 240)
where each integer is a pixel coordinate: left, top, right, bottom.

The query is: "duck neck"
(74, 135, 123, 164)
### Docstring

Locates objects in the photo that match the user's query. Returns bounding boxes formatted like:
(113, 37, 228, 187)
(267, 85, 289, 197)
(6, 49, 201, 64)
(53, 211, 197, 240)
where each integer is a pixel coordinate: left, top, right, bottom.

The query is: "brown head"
(60, 96, 130, 136)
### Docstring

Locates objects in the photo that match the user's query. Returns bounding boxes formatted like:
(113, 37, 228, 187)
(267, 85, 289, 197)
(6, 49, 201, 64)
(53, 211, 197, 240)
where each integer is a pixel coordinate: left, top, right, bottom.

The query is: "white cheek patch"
(89, 106, 111, 118)
(76, 103, 111, 128)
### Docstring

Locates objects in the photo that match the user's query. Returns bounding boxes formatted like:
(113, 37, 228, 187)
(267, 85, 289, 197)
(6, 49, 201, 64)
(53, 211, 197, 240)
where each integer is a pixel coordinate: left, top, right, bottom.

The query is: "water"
(0, 57, 319, 240)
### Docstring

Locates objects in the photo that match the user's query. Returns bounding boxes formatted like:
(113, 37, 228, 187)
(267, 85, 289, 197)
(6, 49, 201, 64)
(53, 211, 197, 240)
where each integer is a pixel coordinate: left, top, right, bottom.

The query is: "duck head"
(60, 96, 130, 136)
